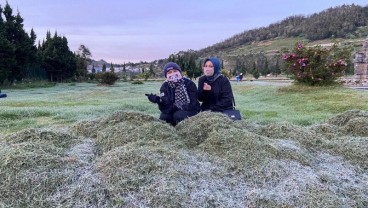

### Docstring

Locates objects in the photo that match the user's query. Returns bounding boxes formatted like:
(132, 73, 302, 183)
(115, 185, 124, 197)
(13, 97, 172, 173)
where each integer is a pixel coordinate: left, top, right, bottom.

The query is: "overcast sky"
(1, 0, 367, 63)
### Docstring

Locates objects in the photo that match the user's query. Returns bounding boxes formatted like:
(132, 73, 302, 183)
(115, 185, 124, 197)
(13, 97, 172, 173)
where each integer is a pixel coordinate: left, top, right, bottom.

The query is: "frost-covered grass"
(1, 80, 368, 134)
(1, 81, 368, 207)
(1, 64, 368, 207)
(1, 111, 367, 207)
(0, 82, 159, 134)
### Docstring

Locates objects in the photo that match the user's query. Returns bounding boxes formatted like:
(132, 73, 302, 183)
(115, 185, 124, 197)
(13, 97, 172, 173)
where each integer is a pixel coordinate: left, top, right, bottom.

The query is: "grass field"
(0, 80, 367, 207)
(1, 80, 367, 134)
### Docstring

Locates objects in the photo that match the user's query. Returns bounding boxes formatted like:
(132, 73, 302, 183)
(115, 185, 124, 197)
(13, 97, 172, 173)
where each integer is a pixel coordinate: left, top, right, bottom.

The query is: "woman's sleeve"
(198, 77, 212, 102)
(158, 83, 176, 113)
(197, 78, 205, 101)
(213, 78, 234, 111)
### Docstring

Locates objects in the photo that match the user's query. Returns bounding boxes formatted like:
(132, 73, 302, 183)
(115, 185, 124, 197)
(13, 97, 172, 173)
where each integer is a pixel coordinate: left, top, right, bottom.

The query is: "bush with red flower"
(282, 42, 350, 85)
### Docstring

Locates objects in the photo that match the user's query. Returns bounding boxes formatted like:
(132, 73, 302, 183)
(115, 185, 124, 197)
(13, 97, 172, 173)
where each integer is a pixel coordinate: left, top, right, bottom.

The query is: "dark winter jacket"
(158, 78, 201, 114)
(198, 74, 234, 112)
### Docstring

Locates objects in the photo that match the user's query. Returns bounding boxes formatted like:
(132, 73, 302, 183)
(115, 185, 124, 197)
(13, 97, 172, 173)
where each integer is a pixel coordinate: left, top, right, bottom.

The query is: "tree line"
(0, 2, 90, 85)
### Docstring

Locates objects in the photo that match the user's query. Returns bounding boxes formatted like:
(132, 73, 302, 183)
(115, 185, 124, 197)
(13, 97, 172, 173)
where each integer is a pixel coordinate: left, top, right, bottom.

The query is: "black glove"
(145, 93, 160, 103)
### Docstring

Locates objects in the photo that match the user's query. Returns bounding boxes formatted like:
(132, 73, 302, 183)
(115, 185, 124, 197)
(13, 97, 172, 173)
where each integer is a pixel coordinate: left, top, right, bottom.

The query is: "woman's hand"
(203, 82, 211, 91)
(145, 93, 160, 103)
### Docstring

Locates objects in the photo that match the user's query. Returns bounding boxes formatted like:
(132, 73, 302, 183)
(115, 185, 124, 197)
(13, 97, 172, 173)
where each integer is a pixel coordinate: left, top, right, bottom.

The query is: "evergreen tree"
(240, 61, 246, 74)
(0, 5, 15, 85)
(122, 62, 126, 73)
(252, 62, 260, 79)
(195, 60, 203, 79)
(274, 58, 281, 76)
(102, 63, 106, 72)
(91, 64, 96, 74)
(149, 63, 155, 76)
(110, 62, 114, 73)
(186, 53, 197, 79)
(255, 53, 267, 76)
(75, 44, 92, 79)
(2, 2, 38, 83)
(168, 54, 176, 63)
(39, 32, 76, 82)
(260, 58, 270, 76)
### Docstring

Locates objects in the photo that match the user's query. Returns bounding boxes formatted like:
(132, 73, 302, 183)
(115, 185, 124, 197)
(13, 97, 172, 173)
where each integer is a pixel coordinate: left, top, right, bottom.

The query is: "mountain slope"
(198, 4, 368, 57)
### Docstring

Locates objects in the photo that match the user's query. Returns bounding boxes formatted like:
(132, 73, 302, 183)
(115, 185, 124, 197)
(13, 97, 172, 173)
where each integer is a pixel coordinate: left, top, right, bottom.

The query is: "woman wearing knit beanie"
(198, 57, 235, 112)
(146, 62, 200, 126)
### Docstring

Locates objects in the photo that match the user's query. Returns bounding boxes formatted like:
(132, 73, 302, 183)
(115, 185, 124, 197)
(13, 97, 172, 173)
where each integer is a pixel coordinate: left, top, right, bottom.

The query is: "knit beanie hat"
(203, 57, 221, 75)
(163, 62, 182, 77)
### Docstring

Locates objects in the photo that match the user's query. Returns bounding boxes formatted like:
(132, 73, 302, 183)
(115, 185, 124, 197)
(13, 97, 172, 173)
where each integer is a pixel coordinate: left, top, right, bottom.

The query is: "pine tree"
(274, 58, 281, 77)
(102, 63, 106, 72)
(260, 58, 270, 76)
(149, 63, 155, 76)
(110, 62, 114, 73)
(252, 62, 260, 79)
(0, 5, 15, 85)
(39, 32, 76, 82)
(2, 2, 37, 83)
(92, 64, 96, 74)
(122, 62, 126, 73)
(186, 53, 197, 79)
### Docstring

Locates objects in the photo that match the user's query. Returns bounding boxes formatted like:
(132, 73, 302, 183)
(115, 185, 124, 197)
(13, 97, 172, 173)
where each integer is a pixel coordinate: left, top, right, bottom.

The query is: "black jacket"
(198, 75, 234, 112)
(158, 78, 201, 114)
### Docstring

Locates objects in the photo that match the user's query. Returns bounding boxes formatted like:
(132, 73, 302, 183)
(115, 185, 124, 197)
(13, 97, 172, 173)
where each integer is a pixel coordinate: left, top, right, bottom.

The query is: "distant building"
(354, 37, 368, 80)
(86, 59, 141, 73)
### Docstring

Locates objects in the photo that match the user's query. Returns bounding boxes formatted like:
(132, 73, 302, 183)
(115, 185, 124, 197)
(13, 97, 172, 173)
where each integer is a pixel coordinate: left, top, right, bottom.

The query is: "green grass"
(233, 81, 368, 125)
(1, 80, 56, 89)
(0, 80, 367, 134)
(0, 82, 159, 134)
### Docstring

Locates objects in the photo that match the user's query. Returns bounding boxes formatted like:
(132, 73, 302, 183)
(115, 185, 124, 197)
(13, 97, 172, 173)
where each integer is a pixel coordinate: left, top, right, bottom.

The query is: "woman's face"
(203, 61, 214, 76)
(166, 69, 182, 82)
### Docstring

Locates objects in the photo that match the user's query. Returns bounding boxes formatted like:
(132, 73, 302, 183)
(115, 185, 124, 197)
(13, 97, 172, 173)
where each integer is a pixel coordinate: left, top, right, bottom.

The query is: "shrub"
(119, 72, 128, 81)
(96, 72, 119, 85)
(252, 69, 260, 79)
(282, 42, 350, 86)
(88, 73, 96, 80)
(221, 69, 231, 79)
(131, 80, 144, 84)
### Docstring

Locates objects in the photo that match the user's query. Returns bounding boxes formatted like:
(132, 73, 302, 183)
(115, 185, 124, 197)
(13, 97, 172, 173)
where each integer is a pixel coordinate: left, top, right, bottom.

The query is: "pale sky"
(1, 0, 367, 63)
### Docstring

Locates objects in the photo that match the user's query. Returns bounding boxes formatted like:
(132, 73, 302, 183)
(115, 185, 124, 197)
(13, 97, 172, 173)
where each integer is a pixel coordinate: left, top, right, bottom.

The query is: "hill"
(198, 4, 368, 57)
(167, 4, 368, 76)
